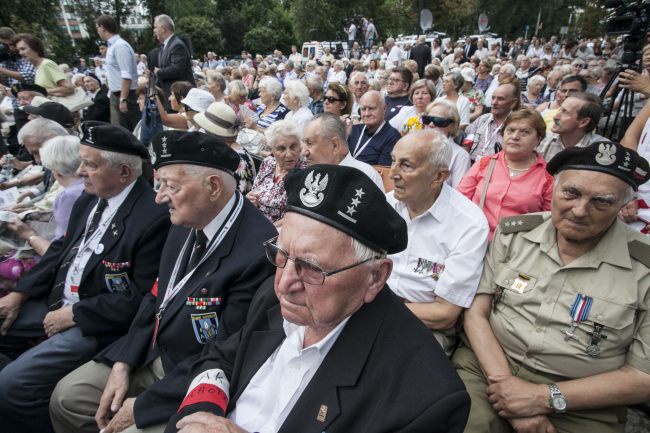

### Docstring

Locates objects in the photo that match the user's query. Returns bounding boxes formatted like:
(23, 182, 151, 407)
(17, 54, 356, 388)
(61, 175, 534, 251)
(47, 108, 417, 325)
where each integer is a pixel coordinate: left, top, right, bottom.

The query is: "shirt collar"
(202, 192, 237, 241)
(523, 214, 633, 269)
(389, 183, 450, 223)
(162, 33, 174, 47)
(282, 316, 350, 353)
(106, 179, 136, 211)
(107, 34, 120, 46)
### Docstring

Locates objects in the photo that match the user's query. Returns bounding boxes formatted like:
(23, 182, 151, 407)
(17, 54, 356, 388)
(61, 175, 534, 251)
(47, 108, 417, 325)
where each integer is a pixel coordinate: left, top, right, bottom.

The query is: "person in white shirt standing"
(386, 37, 403, 68)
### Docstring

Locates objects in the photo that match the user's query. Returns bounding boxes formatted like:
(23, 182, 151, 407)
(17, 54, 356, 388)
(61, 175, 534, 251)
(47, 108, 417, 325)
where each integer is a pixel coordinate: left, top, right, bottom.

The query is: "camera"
(605, 0, 650, 68)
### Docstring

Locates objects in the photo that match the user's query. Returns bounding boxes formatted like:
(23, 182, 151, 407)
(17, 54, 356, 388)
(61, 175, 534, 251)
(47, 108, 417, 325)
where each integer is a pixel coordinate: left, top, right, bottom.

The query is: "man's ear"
(363, 259, 392, 304)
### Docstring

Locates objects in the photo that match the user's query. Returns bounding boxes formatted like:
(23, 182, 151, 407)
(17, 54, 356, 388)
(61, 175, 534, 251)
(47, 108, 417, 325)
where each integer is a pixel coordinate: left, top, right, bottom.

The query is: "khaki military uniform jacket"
(478, 212, 650, 379)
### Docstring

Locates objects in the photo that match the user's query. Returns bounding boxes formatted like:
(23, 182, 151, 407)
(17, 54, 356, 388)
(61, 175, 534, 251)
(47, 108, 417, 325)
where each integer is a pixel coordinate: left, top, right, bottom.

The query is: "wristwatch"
(548, 383, 567, 413)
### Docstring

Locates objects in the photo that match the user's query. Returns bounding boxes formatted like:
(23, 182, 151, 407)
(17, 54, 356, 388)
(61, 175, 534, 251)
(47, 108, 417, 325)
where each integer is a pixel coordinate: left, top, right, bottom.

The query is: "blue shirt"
(105, 34, 137, 92)
(347, 122, 401, 166)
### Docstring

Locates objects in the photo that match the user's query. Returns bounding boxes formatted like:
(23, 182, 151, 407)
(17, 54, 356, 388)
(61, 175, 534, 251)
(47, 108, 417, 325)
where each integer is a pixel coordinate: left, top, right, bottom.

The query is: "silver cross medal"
(562, 321, 579, 341)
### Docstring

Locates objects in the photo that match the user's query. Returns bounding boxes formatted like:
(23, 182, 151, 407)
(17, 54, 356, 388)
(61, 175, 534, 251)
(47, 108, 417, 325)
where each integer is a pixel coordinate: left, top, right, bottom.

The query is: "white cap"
(461, 68, 476, 84)
(180, 88, 215, 113)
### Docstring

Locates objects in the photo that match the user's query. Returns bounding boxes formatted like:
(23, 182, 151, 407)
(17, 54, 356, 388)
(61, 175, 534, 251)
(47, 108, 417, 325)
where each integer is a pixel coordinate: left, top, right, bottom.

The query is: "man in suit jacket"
(409, 35, 432, 78)
(463, 36, 477, 63)
(152, 14, 195, 110)
(166, 164, 471, 433)
(50, 131, 277, 433)
(82, 74, 110, 123)
(0, 122, 170, 433)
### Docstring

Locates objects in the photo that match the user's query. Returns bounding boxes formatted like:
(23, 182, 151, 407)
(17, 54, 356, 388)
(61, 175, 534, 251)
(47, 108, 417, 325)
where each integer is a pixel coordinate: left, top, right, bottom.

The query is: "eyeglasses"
(421, 115, 454, 128)
(351, 80, 369, 86)
(323, 95, 342, 103)
(387, 78, 404, 84)
(263, 236, 378, 285)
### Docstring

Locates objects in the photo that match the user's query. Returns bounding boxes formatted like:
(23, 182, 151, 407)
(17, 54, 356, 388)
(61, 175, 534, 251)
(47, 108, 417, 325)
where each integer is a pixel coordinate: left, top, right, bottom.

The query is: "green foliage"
(176, 15, 225, 57)
(243, 27, 278, 56)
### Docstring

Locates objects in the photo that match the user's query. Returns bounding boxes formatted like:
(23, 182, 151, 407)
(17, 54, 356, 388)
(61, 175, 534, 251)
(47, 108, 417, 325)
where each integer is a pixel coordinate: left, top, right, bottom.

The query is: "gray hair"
(227, 80, 249, 101)
(40, 135, 81, 177)
(154, 14, 175, 31)
(99, 150, 143, 177)
(206, 71, 227, 92)
(427, 99, 460, 132)
(17, 118, 68, 146)
(444, 71, 464, 91)
(283, 80, 310, 108)
(259, 77, 283, 101)
(527, 74, 546, 89)
(499, 63, 516, 77)
(350, 71, 368, 83)
(265, 119, 301, 148)
(182, 165, 236, 192)
(306, 75, 324, 93)
(351, 237, 386, 262)
(411, 129, 452, 173)
(311, 112, 346, 143)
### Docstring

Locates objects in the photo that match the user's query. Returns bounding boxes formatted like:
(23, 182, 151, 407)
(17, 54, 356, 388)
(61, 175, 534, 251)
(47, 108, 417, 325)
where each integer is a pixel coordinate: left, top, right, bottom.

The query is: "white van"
(301, 41, 349, 62)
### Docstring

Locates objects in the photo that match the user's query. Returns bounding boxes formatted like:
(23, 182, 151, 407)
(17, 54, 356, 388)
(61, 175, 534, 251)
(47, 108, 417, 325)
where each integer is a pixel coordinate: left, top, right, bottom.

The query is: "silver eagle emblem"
(299, 171, 329, 208)
(595, 143, 616, 166)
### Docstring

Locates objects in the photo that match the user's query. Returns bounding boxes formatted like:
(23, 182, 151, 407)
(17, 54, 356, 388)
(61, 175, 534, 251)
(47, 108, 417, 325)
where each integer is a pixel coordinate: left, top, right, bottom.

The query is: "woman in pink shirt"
(457, 109, 553, 238)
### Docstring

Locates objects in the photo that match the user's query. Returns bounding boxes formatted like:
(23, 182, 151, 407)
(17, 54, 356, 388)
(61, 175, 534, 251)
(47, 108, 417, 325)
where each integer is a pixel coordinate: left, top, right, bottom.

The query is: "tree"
(176, 15, 225, 58)
(243, 27, 278, 55)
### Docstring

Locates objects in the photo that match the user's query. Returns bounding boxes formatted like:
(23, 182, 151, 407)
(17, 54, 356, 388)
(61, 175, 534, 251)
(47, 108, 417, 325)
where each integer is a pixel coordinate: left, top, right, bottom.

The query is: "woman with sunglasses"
(422, 100, 471, 187)
(389, 79, 436, 134)
(323, 82, 353, 120)
(457, 109, 553, 239)
(435, 71, 471, 131)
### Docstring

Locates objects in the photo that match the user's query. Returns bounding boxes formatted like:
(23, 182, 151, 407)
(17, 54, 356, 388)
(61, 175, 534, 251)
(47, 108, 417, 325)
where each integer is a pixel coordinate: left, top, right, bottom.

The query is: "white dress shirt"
(386, 184, 489, 353)
(229, 318, 349, 433)
(105, 34, 137, 92)
(62, 181, 136, 305)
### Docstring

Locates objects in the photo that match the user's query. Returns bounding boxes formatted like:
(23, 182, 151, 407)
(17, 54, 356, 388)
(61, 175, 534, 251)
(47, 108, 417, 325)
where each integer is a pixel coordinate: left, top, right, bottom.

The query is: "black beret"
(547, 141, 650, 191)
(80, 121, 148, 158)
(23, 101, 72, 128)
(285, 164, 407, 254)
(11, 83, 47, 98)
(149, 130, 240, 175)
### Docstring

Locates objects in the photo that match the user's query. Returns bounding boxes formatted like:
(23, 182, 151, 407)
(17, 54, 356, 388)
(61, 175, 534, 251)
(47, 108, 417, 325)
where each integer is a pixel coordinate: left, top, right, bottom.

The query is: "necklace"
(506, 156, 535, 177)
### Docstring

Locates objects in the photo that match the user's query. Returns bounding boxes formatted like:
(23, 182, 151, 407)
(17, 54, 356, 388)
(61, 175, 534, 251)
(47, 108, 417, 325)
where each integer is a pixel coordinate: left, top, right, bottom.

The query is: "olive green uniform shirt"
(478, 212, 650, 379)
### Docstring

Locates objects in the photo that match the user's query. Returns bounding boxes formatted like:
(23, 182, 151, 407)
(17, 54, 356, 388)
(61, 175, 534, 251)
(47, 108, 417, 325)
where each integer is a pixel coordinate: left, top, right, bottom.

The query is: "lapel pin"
(317, 404, 328, 422)
(94, 243, 104, 254)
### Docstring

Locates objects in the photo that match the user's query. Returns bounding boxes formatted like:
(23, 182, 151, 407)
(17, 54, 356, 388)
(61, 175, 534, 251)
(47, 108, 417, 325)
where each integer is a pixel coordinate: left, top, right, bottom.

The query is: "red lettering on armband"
(150, 278, 158, 297)
(178, 383, 228, 413)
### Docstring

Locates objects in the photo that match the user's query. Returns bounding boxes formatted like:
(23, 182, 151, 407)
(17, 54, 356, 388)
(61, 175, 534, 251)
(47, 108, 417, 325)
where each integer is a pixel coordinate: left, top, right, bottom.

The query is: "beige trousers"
(50, 358, 167, 433)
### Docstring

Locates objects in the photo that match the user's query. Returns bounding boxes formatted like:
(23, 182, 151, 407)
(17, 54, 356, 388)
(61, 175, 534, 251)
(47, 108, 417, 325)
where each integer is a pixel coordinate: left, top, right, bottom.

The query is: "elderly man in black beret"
(454, 141, 650, 433)
(50, 130, 277, 433)
(163, 164, 470, 433)
(0, 122, 171, 433)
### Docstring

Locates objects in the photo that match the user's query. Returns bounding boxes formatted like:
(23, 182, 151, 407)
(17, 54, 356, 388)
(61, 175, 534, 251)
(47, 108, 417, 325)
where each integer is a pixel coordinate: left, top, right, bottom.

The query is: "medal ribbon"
(569, 293, 592, 322)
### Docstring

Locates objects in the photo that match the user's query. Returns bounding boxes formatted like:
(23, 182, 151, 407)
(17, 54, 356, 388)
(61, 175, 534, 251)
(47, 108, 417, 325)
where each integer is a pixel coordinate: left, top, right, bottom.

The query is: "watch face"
(552, 396, 567, 411)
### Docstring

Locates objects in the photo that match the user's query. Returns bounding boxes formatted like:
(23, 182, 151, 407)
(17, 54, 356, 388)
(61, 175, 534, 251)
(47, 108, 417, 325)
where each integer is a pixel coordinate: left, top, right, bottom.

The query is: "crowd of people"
(0, 11, 649, 433)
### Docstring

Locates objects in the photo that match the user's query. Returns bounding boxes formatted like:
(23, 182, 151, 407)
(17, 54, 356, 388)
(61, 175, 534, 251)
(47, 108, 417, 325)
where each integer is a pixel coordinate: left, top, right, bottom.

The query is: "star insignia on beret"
(517, 220, 524, 225)
(346, 205, 357, 216)
(504, 221, 511, 227)
(351, 197, 360, 206)
(355, 188, 365, 198)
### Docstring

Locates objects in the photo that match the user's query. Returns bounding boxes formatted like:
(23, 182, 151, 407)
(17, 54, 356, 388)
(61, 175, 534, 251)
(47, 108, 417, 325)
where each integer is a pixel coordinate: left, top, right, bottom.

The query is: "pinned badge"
(510, 276, 528, 293)
(299, 171, 328, 208)
(317, 404, 328, 422)
(95, 243, 104, 254)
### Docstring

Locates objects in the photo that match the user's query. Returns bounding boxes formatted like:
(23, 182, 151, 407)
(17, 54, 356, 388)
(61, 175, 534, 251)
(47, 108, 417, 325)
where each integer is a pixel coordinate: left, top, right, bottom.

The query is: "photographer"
(0, 27, 35, 89)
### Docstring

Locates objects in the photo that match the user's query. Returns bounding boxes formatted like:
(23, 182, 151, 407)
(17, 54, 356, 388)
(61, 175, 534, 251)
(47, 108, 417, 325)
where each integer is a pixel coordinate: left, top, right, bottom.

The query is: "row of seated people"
(0, 114, 648, 433)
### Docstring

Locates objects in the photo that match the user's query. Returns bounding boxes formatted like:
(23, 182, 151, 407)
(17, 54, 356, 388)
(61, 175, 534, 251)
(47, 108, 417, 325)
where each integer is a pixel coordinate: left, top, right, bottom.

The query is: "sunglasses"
(323, 96, 342, 103)
(421, 115, 454, 127)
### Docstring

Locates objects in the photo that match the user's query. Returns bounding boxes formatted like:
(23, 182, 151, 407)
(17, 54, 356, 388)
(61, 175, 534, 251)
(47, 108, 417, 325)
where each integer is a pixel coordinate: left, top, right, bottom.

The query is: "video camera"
(605, 0, 650, 68)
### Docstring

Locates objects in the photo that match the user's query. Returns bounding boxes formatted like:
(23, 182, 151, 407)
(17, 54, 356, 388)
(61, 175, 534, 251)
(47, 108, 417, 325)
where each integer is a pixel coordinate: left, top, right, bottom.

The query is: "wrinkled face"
(273, 213, 376, 330)
(16, 91, 35, 107)
(530, 80, 545, 95)
(442, 76, 455, 94)
(387, 72, 408, 96)
(491, 84, 516, 118)
(271, 134, 301, 171)
(152, 19, 167, 43)
(359, 93, 385, 129)
(84, 77, 100, 93)
(520, 58, 530, 69)
(555, 80, 583, 105)
(301, 120, 337, 165)
(412, 87, 432, 110)
(551, 170, 628, 244)
(389, 135, 437, 205)
(349, 76, 369, 99)
(76, 145, 125, 199)
(425, 104, 455, 137)
(155, 164, 216, 228)
(552, 97, 588, 135)
(502, 119, 540, 160)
